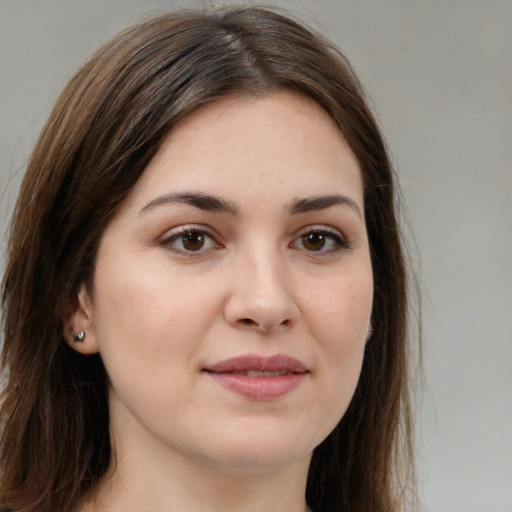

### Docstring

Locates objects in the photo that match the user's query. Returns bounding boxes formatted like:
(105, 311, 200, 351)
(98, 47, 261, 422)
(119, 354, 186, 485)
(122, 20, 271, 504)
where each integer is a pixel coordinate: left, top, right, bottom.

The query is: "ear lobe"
(62, 285, 100, 355)
(365, 319, 373, 344)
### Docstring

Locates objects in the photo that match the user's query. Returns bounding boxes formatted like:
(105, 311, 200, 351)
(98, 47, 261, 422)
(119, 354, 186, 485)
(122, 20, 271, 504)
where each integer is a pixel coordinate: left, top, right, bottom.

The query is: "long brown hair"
(1, 6, 417, 512)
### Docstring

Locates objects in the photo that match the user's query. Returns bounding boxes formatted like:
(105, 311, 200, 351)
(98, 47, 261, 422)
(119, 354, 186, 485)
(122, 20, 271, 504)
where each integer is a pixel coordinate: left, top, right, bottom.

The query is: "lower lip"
(207, 372, 307, 400)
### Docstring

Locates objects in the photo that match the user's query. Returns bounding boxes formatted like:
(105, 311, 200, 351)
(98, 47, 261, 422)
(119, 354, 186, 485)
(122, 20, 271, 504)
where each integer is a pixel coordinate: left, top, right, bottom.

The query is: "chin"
(193, 419, 323, 474)
(204, 445, 312, 475)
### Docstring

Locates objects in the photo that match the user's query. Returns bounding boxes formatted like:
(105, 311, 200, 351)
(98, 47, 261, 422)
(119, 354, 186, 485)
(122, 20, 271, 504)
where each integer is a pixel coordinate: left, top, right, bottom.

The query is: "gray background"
(1, 1, 511, 511)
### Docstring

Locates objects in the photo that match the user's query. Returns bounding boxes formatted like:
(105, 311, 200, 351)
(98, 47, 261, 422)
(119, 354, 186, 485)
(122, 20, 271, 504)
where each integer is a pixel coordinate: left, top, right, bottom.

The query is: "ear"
(62, 284, 100, 355)
(365, 319, 373, 344)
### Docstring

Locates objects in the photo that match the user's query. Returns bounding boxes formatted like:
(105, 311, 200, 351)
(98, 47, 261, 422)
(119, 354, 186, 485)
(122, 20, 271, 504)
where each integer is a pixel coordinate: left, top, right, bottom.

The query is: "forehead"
(124, 91, 364, 213)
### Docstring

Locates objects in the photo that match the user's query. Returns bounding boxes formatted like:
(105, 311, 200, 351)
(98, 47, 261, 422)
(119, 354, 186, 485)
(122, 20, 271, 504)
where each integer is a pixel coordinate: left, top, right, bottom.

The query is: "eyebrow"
(139, 192, 240, 216)
(289, 194, 362, 218)
(139, 191, 361, 218)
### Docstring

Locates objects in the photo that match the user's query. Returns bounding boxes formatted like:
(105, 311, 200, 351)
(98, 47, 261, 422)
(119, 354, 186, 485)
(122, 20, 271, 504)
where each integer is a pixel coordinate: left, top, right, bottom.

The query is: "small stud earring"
(74, 331, 86, 342)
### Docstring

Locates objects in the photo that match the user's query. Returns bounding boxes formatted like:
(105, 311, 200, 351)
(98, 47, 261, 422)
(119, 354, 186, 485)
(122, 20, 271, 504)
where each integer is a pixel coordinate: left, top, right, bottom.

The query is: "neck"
(91, 452, 311, 512)
(85, 398, 312, 512)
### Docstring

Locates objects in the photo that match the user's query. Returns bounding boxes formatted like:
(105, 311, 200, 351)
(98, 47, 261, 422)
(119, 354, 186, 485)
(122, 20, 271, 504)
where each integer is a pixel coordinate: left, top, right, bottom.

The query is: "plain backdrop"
(1, 1, 511, 511)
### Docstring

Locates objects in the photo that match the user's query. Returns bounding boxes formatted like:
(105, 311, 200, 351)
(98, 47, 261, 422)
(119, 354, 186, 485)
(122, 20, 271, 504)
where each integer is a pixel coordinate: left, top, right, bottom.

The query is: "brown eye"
(301, 232, 326, 251)
(291, 229, 348, 254)
(162, 227, 219, 254)
(181, 231, 206, 251)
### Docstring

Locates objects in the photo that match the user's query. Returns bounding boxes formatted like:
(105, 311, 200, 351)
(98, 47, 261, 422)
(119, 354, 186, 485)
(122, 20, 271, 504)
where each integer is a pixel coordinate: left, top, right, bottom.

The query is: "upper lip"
(204, 354, 308, 374)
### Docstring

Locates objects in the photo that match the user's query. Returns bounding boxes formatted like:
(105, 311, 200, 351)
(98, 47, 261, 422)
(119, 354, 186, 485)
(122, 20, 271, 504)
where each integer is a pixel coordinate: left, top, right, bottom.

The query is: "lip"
(204, 354, 309, 400)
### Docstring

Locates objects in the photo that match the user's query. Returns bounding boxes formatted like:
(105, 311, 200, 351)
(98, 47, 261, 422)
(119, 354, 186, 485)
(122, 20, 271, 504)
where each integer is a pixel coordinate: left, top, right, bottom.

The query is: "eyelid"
(295, 223, 345, 237)
(159, 224, 222, 255)
(291, 225, 351, 253)
(158, 223, 351, 257)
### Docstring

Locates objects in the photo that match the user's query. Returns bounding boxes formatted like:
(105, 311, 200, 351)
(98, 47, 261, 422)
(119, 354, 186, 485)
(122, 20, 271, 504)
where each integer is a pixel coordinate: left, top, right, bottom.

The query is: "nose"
(224, 249, 300, 333)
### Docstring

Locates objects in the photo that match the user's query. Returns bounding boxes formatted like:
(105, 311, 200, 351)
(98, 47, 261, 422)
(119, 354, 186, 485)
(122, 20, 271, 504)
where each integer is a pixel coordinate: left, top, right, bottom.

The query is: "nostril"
(239, 317, 292, 329)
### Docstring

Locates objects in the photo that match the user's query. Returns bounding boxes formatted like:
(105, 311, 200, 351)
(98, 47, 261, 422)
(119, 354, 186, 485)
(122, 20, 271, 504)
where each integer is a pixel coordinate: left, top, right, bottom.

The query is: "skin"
(66, 91, 374, 512)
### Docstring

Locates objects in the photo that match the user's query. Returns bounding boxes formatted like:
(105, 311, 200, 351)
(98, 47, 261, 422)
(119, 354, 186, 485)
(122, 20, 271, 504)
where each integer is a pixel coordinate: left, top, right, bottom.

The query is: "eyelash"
(291, 227, 350, 255)
(160, 225, 220, 256)
(159, 225, 350, 256)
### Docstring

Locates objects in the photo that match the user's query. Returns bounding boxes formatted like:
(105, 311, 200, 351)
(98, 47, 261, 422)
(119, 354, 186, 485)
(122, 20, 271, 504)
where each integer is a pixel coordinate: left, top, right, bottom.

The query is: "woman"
(0, 6, 417, 512)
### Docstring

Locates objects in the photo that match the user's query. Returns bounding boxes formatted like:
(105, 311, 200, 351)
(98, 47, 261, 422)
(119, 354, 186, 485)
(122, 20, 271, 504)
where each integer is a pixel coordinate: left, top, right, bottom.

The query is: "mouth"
(204, 354, 308, 374)
(203, 354, 309, 400)
(227, 370, 292, 377)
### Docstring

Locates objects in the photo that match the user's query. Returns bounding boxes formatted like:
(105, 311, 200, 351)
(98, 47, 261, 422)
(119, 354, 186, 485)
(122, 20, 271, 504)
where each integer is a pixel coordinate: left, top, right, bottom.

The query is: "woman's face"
(73, 91, 373, 473)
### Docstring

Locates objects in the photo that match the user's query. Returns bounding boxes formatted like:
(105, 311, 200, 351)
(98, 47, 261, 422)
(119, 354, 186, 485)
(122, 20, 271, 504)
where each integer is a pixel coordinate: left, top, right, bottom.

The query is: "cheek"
(303, 271, 372, 407)
(90, 254, 221, 378)
(306, 271, 373, 346)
